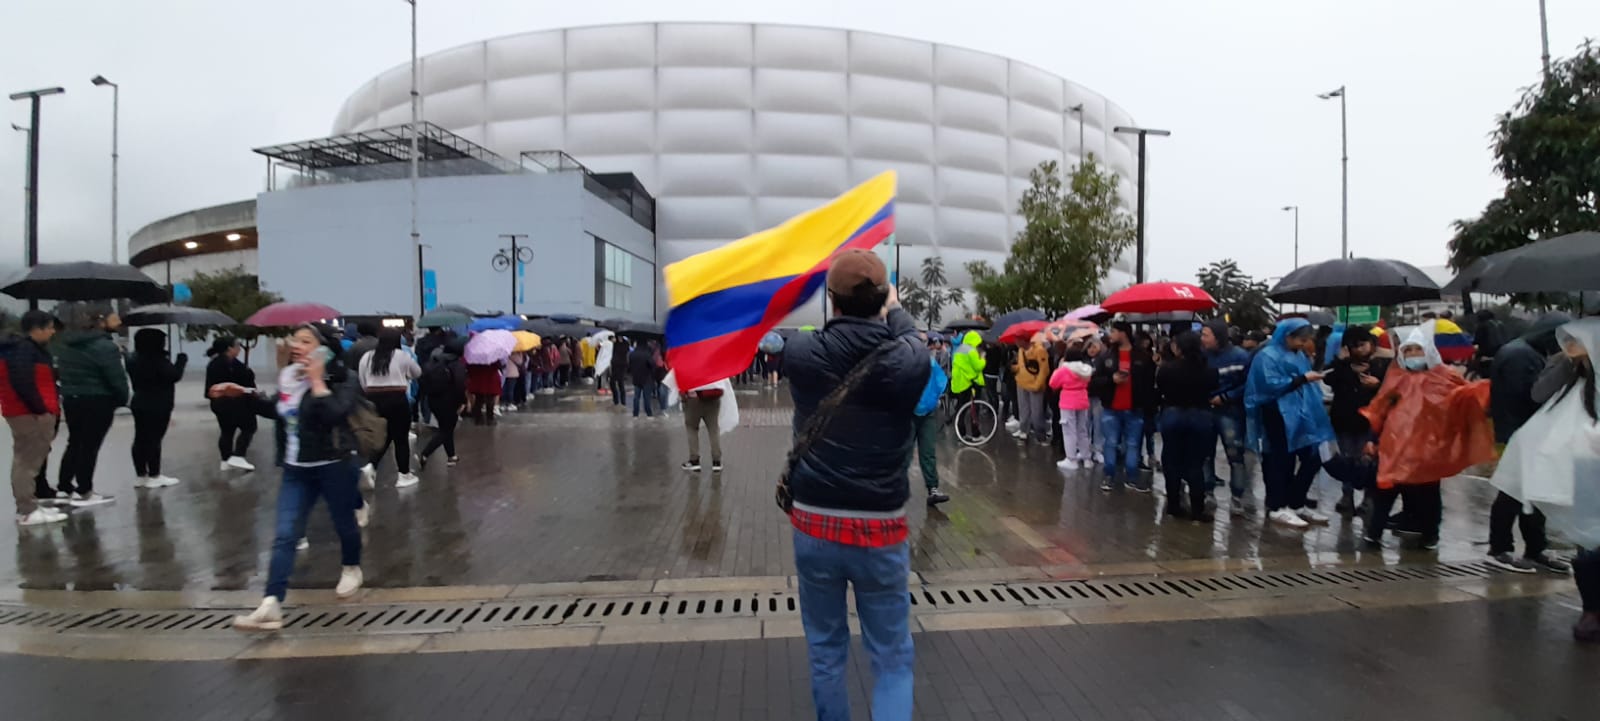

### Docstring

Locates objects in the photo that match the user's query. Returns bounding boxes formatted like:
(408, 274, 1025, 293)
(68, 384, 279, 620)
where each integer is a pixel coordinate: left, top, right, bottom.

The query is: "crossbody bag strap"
(778, 338, 904, 511)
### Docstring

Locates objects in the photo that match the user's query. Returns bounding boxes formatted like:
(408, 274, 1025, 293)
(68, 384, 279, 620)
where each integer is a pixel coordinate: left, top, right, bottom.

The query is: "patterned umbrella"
(464, 329, 517, 364)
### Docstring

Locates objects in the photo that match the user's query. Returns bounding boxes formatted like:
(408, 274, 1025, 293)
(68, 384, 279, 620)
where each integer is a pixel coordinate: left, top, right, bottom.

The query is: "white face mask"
(1401, 357, 1429, 372)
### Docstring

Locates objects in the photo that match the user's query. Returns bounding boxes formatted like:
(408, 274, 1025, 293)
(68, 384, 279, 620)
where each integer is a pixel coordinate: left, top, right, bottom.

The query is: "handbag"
(776, 339, 904, 513)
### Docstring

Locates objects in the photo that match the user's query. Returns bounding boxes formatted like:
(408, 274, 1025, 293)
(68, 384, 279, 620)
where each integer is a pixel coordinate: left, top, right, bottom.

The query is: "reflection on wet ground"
(0, 384, 1520, 592)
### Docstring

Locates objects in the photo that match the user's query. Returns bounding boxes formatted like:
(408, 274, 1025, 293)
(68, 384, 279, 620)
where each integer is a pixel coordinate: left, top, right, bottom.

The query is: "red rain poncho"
(1360, 324, 1495, 489)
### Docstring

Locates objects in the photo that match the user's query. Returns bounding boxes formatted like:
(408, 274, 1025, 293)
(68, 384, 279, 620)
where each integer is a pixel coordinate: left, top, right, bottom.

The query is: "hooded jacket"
(1362, 324, 1494, 488)
(1245, 318, 1333, 454)
(1202, 319, 1251, 410)
(0, 334, 58, 417)
(126, 328, 188, 412)
(1490, 312, 1571, 443)
(422, 339, 469, 408)
(54, 329, 129, 405)
(950, 331, 986, 394)
(1012, 340, 1051, 393)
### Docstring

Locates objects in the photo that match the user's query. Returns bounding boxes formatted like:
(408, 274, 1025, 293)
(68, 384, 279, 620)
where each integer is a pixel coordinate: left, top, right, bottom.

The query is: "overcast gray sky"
(2, 0, 1594, 286)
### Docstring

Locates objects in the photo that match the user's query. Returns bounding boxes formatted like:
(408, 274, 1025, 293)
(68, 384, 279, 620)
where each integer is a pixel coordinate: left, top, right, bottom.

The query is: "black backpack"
(421, 356, 455, 394)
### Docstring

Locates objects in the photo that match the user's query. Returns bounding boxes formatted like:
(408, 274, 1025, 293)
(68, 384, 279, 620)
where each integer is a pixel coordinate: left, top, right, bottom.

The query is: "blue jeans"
(632, 383, 654, 417)
(1203, 407, 1249, 498)
(265, 460, 362, 601)
(1100, 408, 1145, 483)
(1159, 407, 1215, 503)
(793, 530, 914, 721)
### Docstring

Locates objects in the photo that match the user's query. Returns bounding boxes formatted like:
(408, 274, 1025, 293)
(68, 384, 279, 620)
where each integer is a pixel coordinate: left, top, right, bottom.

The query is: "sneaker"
(219, 460, 234, 472)
(681, 460, 702, 472)
(152, 475, 180, 488)
(1191, 507, 1215, 523)
(1295, 507, 1330, 525)
(225, 456, 256, 471)
(16, 508, 67, 526)
(1131, 484, 1153, 494)
(232, 597, 283, 632)
(39, 495, 74, 507)
(355, 504, 370, 529)
(1361, 534, 1384, 549)
(927, 488, 951, 506)
(69, 492, 114, 508)
(1100, 479, 1115, 492)
(1529, 551, 1572, 575)
(1419, 537, 1440, 551)
(711, 461, 723, 473)
(1011, 430, 1028, 440)
(395, 472, 420, 489)
(360, 464, 377, 489)
(446, 456, 459, 467)
(1229, 496, 1248, 517)
(1485, 552, 1538, 574)
(408, 432, 418, 445)
(336, 566, 363, 598)
(1056, 459, 1080, 470)
(1270, 508, 1309, 528)
(297, 537, 309, 551)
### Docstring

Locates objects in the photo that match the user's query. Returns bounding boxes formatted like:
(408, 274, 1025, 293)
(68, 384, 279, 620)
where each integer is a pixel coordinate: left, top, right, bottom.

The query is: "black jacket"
(785, 308, 930, 513)
(126, 330, 188, 412)
(1155, 360, 1217, 409)
(627, 347, 657, 387)
(1088, 344, 1157, 411)
(205, 354, 257, 417)
(271, 362, 362, 466)
(1491, 314, 1570, 443)
(1324, 355, 1389, 435)
(422, 348, 468, 408)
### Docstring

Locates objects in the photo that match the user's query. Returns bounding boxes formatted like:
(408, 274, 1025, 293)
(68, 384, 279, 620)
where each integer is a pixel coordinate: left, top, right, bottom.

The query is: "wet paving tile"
(0, 383, 1521, 593)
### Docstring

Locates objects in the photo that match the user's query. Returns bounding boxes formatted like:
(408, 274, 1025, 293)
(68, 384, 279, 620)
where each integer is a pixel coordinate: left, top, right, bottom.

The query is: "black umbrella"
(523, 318, 588, 338)
(520, 318, 558, 335)
(2, 261, 166, 303)
(982, 309, 1046, 342)
(1267, 257, 1440, 307)
(942, 319, 990, 333)
(1444, 231, 1600, 295)
(123, 304, 236, 326)
(618, 321, 665, 339)
(598, 317, 632, 331)
(434, 303, 477, 316)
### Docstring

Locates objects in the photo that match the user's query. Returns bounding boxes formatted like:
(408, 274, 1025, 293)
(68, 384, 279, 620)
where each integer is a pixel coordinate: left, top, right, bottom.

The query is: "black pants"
(34, 415, 61, 499)
(59, 396, 117, 495)
(471, 393, 498, 424)
(130, 406, 173, 478)
(212, 401, 256, 460)
(609, 372, 627, 404)
(1367, 482, 1442, 542)
(366, 391, 412, 474)
(1262, 447, 1319, 511)
(1488, 491, 1548, 557)
(419, 403, 459, 460)
(1574, 549, 1600, 613)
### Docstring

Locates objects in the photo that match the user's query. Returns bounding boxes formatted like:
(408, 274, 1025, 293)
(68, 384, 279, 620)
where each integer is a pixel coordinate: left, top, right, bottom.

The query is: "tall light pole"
(1317, 86, 1348, 258)
(1281, 205, 1300, 269)
(405, 0, 423, 317)
(1068, 103, 1086, 163)
(9, 87, 65, 308)
(10, 124, 28, 245)
(91, 75, 119, 263)
(1112, 125, 1171, 283)
(1538, 0, 1551, 76)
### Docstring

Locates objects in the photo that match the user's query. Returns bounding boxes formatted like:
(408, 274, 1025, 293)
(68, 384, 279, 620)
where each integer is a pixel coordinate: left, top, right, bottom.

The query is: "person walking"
(1245, 318, 1334, 528)
(412, 328, 451, 427)
(358, 329, 422, 488)
(609, 337, 630, 406)
(126, 329, 188, 489)
(784, 250, 927, 721)
(418, 337, 467, 469)
(1088, 319, 1156, 492)
(233, 324, 364, 631)
(1484, 312, 1574, 574)
(628, 340, 657, 418)
(2, 310, 67, 526)
(1011, 333, 1051, 445)
(341, 321, 379, 370)
(1200, 320, 1254, 514)
(206, 337, 259, 472)
(53, 304, 128, 507)
(1156, 332, 1219, 522)
(1049, 338, 1095, 469)
(912, 334, 951, 505)
(679, 378, 732, 473)
(1323, 327, 1388, 515)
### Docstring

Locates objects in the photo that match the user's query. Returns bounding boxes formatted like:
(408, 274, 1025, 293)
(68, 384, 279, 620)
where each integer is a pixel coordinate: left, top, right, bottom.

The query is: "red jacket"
(0, 336, 59, 417)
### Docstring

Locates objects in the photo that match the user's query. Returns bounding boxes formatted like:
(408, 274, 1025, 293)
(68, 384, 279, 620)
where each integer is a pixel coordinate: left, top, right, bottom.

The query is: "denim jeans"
(265, 460, 362, 601)
(1203, 407, 1248, 498)
(632, 383, 655, 417)
(1100, 408, 1145, 483)
(793, 530, 914, 721)
(1159, 407, 1215, 505)
(912, 414, 939, 490)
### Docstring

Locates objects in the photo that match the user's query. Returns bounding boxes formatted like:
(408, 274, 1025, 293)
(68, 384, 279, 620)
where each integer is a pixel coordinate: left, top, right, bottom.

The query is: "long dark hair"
(1550, 356, 1597, 422)
(371, 328, 401, 376)
(1174, 331, 1206, 369)
(207, 336, 238, 358)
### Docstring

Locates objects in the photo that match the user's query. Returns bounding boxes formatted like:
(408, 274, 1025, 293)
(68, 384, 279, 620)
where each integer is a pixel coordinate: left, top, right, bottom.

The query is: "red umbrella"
(244, 302, 341, 327)
(998, 320, 1049, 344)
(1102, 282, 1216, 314)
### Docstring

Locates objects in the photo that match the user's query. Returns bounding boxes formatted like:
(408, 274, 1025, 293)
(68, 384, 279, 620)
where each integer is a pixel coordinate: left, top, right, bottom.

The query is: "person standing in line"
(501, 350, 524, 410)
(559, 339, 575, 389)
(628, 339, 658, 418)
(609, 337, 630, 405)
(53, 304, 129, 507)
(679, 377, 732, 473)
(358, 329, 422, 489)
(785, 250, 927, 721)
(3, 311, 67, 526)
(1136, 331, 1162, 470)
(1245, 318, 1334, 529)
(1200, 320, 1254, 514)
(206, 337, 258, 472)
(126, 329, 188, 489)
(1484, 312, 1574, 574)
(1156, 332, 1219, 522)
(1011, 333, 1051, 445)
(1084, 336, 1105, 464)
(595, 334, 616, 397)
(912, 332, 951, 505)
(1322, 327, 1388, 515)
(418, 337, 467, 469)
(1088, 319, 1156, 492)
(1049, 337, 1095, 469)
(233, 324, 364, 631)
(465, 359, 503, 425)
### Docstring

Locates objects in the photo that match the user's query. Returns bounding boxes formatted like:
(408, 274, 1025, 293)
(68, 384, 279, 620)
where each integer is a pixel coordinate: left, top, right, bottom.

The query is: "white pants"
(1060, 409, 1093, 461)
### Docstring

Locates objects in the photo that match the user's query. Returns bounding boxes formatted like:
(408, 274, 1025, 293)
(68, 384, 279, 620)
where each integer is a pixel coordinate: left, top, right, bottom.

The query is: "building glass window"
(597, 239, 632, 311)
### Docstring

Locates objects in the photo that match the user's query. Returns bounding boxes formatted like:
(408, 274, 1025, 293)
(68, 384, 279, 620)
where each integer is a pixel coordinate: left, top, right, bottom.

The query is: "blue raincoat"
(1245, 318, 1334, 454)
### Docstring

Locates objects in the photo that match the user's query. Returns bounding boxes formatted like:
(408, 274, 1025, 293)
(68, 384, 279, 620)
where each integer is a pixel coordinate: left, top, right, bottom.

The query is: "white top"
(358, 350, 421, 391)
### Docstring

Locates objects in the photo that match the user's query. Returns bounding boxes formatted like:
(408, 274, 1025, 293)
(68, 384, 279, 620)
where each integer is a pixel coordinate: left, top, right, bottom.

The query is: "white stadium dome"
(330, 22, 1145, 305)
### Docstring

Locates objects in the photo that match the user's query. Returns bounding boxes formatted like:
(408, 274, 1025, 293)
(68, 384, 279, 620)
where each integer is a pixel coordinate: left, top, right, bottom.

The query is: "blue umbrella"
(468, 315, 522, 333)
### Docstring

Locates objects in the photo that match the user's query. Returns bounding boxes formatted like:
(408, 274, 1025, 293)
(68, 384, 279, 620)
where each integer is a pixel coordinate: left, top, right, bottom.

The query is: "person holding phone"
(1245, 318, 1335, 528)
(206, 337, 258, 472)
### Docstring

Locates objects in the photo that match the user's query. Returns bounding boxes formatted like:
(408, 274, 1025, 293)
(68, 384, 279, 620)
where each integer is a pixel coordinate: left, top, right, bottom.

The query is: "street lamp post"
(1539, 0, 1551, 76)
(405, 0, 423, 319)
(493, 234, 532, 315)
(1281, 205, 1300, 269)
(10, 124, 28, 245)
(1317, 86, 1348, 258)
(1068, 103, 1086, 163)
(91, 75, 119, 263)
(1112, 125, 1171, 283)
(9, 86, 65, 309)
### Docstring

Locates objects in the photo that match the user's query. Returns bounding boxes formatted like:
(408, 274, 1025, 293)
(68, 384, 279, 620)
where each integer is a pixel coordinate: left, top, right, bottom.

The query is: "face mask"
(1401, 357, 1429, 372)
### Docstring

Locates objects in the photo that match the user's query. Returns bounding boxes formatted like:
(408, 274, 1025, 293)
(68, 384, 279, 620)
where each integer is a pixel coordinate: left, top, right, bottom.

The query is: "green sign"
(1338, 306, 1381, 324)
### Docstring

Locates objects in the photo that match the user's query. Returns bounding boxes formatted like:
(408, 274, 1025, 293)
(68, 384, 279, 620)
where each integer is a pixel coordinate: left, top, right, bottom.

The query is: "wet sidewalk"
(0, 384, 1530, 594)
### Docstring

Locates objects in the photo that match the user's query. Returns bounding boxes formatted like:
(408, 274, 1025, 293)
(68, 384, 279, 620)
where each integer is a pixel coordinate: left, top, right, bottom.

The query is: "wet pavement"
(0, 381, 1532, 594)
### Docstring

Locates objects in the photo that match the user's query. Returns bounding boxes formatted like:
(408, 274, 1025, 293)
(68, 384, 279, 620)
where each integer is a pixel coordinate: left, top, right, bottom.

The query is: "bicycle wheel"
(954, 400, 999, 447)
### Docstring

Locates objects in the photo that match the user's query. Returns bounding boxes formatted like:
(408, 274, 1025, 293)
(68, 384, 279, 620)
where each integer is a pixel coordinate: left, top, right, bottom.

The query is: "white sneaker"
(232, 597, 283, 632)
(408, 431, 418, 444)
(70, 492, 114, 507)
(336, 566, 363, 598)
(139, 475, 179, 489)
(1270, 508, 1310, 528)
(360, 464, 377, 489)
(395, 472, 419, 489)
(225, 456, 256, 471)
(296, 537, 310, 551)
(16, 508, 67, 526)
(1296, 507, 1331, 525)
(155, 475, 181, 488)
(220, 460, 233, 472)
(355, 504, 370, 528)
(1056, 459, 1080, 470)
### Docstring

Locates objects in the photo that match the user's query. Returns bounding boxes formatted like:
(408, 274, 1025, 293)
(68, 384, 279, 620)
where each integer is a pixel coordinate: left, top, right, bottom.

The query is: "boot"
(1335, 487, 1356, 515)
(1189, 492, 1214, 523)
(1165, 500, 1188, 519)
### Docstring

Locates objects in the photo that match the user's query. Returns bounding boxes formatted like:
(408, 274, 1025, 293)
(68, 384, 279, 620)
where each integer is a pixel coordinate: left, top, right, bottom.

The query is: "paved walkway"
(0, 383, 1536, 594)
(2, 595, 1593, 721)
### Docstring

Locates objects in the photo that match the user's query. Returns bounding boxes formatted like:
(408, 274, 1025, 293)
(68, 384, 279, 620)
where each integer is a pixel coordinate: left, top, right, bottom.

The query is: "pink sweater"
(1049, 362, 1092, 411)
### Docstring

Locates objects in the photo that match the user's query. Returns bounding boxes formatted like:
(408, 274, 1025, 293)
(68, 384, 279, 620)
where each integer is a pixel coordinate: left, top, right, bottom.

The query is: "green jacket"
(53, 331, 130, 405)
(951, 330, 987, 394)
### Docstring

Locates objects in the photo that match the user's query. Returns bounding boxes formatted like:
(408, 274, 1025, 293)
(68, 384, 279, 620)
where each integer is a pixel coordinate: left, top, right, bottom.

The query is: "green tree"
(968, 157, 1136, 317)
(1196, 259, 1277, 331)
(181, 266, 283, 361)
(1448, 41, 1599, 273)
(896, 256, 966, 328)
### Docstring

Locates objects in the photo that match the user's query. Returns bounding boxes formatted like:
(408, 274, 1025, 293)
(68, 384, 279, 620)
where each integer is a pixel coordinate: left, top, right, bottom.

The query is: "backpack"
(421, 356, 454, 395)
(346, 396, 388, 458)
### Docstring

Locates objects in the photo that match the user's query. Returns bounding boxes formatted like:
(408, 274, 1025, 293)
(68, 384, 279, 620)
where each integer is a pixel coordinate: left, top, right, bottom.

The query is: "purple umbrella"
(1064, 304, 1106, 322)
(464, 329, 517, 364)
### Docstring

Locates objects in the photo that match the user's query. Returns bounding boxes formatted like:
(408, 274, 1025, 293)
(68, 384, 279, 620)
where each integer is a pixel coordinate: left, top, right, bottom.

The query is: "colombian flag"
(1432, 318, 1474, 363)
(664, 172, 896, 390)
